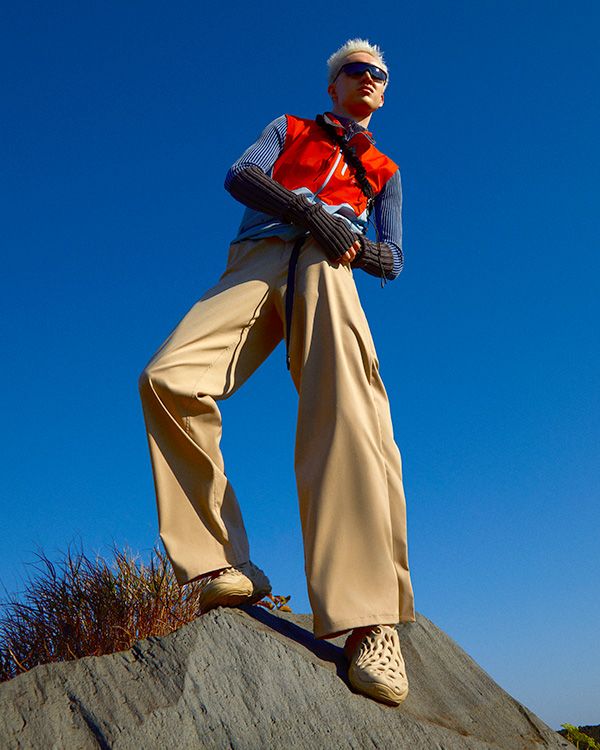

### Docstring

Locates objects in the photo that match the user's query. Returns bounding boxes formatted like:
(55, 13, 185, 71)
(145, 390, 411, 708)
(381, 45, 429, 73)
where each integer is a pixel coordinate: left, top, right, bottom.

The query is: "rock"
(0, 608, 572, 749)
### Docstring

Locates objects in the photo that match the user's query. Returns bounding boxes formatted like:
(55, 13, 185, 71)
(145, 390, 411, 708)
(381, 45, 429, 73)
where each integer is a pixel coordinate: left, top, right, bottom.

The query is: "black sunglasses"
(334, 61, 388, 83)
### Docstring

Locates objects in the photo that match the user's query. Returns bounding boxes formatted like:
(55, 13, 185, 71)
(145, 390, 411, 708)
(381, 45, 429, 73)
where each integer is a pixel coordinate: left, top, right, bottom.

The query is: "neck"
(330, 105, 373, 129)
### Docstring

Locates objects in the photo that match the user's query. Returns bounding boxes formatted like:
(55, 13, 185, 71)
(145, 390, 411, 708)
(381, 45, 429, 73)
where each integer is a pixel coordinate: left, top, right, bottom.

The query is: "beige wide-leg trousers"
(138, 236, 415, 639)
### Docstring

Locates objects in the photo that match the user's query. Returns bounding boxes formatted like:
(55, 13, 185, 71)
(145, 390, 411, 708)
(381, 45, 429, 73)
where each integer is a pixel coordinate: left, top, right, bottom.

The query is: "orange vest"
(272, 114, 398, 219)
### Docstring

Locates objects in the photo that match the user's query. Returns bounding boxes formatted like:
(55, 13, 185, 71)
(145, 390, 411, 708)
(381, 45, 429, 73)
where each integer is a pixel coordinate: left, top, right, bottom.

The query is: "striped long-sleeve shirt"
(224, 113, 404, 279)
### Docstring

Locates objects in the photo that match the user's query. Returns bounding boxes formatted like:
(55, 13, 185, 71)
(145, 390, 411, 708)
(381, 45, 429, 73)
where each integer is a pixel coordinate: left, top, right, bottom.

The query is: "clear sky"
(1, 0, 598, 731)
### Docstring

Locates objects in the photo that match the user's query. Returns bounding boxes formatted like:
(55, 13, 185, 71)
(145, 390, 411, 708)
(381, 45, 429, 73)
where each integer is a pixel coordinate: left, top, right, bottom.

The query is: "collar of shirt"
(322, 111, 375, 145)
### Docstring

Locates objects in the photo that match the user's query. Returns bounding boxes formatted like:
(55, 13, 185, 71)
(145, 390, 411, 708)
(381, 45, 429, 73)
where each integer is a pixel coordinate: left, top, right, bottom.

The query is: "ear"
(378, 92, 385, 108)
(327, 82, 338, 103)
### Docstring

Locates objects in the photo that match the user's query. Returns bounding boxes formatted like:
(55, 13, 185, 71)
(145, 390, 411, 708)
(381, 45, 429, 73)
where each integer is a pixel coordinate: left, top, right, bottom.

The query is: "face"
(328, 51, 386, 120)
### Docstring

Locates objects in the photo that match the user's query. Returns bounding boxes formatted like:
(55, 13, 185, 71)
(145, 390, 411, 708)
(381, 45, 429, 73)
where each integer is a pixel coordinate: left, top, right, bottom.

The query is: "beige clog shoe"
(345, 624, 409, 706)
(198, 560, 271, 613)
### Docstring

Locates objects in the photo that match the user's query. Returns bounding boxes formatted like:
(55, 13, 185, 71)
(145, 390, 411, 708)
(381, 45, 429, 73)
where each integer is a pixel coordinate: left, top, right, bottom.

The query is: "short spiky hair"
(327, 39, 389, 85)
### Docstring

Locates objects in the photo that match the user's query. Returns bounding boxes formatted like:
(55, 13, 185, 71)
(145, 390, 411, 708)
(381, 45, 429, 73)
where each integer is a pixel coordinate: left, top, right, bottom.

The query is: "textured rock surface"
(0, 607, 571, 749)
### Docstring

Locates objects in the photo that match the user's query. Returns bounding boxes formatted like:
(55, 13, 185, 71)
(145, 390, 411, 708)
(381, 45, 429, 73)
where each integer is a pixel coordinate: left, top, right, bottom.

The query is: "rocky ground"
(0, 607, 574, 749)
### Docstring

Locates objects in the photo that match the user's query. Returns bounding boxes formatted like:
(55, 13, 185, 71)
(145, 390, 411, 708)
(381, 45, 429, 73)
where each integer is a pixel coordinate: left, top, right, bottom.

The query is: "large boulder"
(0, 607, 571, 749)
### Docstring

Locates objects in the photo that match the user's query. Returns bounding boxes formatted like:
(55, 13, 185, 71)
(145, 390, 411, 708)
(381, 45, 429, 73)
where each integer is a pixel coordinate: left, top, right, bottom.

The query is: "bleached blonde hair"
(327, 39, 389, 85)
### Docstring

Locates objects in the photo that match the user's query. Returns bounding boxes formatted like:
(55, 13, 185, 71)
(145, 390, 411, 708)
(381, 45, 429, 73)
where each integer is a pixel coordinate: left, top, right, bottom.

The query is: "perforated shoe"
(198, 560, 271, 613)
(345, 624, 409, 706)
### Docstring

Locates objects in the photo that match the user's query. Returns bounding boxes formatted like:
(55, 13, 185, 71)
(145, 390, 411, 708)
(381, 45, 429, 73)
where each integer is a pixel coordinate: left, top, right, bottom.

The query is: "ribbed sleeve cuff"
(351, 236, 396, 280)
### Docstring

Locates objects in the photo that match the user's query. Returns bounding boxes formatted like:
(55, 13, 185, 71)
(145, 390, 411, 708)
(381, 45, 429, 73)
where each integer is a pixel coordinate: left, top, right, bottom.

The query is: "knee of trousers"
(138, 360, 177, 405)
(138, 359, 207, 415)
(138, 366, 149, 395)
(138, 363, 157, 400)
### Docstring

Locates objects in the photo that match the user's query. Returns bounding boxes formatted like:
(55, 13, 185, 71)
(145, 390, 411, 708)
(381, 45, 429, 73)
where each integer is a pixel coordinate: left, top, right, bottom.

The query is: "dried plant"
(0, 544, 290, 683)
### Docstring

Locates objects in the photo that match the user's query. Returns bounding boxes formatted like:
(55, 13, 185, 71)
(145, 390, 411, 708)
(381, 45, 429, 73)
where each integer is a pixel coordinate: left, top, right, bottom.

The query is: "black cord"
(315, 115, 375, 216)
(315, 114, 386, 286)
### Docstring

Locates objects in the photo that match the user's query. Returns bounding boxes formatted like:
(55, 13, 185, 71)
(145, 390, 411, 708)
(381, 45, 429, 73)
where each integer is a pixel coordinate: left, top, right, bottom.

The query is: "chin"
(350, 98, 379, 114)
(348, 106, 376, 119)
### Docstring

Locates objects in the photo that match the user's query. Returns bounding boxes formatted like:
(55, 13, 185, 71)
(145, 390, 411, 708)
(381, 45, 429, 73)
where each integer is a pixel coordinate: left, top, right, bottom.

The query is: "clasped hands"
(336, 238, 361, 265)
(226, 166, 391, 278)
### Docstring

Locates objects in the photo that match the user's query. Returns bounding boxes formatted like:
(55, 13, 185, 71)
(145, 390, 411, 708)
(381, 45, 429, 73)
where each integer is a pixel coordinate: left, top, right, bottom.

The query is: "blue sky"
(1, 0, 598, 730)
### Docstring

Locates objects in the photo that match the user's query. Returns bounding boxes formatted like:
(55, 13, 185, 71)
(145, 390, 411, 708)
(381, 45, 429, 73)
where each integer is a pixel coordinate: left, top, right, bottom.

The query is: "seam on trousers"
(186, 287, 271, 435)
(185, 342, 236, 437)
(346, 268, 378, 383)
(190, 336, 239, 398)
(368, 360, 397, 592)
(370, 365, 390, 494)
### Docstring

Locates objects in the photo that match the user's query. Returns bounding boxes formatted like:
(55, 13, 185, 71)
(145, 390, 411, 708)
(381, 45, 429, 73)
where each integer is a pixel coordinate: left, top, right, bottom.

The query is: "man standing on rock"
(139, 39, 415, 706)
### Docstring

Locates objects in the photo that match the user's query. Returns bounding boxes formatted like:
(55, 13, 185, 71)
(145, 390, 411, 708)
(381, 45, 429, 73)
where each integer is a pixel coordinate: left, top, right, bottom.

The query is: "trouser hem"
(176, 554, 250, 587)
(314, 612, 415, 641)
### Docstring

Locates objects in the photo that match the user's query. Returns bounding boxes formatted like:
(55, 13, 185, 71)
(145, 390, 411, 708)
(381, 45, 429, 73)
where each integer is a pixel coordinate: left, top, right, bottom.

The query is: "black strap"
(315, 114, 376, 218)
(285, 234, 308, 370)
(315, 114, 387, 286)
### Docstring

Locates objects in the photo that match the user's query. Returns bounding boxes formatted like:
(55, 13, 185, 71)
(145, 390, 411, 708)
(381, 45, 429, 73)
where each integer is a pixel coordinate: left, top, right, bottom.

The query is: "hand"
(336, 239, 361, 265)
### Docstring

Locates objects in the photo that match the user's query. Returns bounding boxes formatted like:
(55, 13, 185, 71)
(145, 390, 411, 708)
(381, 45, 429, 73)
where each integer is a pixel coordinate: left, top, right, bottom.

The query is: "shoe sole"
(348, 665, 409, 706)
(199, 582, 271, 613)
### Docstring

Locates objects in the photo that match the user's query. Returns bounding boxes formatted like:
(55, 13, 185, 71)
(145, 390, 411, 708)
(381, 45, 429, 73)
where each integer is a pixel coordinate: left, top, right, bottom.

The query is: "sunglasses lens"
(342, 62, 387, 81)
(342, 62, 387, 82)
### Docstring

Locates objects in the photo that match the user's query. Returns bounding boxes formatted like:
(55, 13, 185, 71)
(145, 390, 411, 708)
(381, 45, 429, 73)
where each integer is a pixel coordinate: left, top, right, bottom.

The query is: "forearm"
(227, 165, 358, 262)
(227, 164, 303, 222)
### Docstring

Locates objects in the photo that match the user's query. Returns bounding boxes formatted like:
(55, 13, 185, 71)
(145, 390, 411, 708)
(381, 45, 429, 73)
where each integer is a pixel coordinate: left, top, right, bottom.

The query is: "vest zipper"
(314, 148, 342, 196)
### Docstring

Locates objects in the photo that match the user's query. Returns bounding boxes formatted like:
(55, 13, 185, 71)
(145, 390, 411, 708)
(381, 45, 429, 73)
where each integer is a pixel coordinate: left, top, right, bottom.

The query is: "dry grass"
(0, 544, 290, 683)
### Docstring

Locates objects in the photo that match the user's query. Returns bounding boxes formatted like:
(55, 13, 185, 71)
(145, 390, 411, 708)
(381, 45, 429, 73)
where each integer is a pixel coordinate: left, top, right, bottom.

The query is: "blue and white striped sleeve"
(224, 115, 288, 191)
(374, 169, 404, 278)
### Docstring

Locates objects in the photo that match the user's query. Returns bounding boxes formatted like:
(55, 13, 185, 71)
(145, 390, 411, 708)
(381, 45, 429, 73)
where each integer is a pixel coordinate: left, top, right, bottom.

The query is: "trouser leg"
(138, 239, 286, 585)
(371, 366, 415, 624)
(288, 240, 415, 639)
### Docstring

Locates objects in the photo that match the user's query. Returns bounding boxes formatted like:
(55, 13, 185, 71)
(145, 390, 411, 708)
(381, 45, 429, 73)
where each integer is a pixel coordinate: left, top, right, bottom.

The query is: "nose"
(361, 69, 375, 83)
